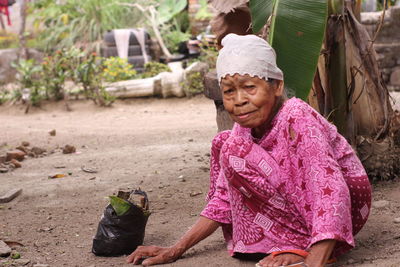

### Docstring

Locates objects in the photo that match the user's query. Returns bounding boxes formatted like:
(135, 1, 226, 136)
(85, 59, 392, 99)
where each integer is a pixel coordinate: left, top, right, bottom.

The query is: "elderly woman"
(127, 34, 371, 267)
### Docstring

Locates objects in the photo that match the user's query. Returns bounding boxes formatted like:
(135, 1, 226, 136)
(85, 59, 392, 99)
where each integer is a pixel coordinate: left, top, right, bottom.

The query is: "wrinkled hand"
(257, 253, 305, 267)
(127, 245, 181, 266)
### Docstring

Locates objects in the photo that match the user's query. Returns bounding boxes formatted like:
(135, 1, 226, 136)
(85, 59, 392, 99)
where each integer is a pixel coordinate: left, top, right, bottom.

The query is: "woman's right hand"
(127, 245, 182, 266)
(127, 217, 220, 266)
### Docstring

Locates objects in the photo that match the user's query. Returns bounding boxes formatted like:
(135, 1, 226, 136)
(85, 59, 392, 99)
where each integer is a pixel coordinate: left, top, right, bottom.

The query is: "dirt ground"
(1, 96, 400, 267)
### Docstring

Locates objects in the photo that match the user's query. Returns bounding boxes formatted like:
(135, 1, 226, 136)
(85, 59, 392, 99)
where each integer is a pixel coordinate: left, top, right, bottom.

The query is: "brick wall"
(361, 6, 400, 91)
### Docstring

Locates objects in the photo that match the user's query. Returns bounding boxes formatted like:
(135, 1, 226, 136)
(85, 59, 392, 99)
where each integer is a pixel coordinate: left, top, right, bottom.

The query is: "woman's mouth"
(236, 110, 256, 119)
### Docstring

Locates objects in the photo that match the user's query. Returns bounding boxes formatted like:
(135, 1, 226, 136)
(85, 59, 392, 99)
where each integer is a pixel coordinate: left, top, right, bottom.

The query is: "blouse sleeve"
(200, 131, 232, 224)
(287, 108, 354, 249)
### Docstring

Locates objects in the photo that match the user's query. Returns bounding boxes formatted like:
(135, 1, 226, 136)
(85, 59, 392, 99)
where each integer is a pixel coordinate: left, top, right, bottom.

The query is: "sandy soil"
(0, 96, 400, 267)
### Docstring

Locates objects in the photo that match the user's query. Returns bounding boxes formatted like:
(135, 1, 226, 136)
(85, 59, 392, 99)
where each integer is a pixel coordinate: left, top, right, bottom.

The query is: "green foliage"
(174, 8, 190, 33)
(11, 59, 45, 106)
(41, 50, 72, 100)
(182, 71, 204, 97)
(0, 31, 18, 49)
(376, 0, 397, 10)
(195, 0, 213, 20)
(98, 87, 116, 107)
(10, 252, 21, 260)
(0, 30, 41, 50)
(250, 1, 274, 33)
(66, 48, 116, 106)
(197, 45, 218, 70)
(109, 196, 131, 216)
(159, 6, 191, 53)
(11, 48, 117, 107)
(31, 0, 53, 9)
(11, 59, 41, 90)
(141, 62, 171, 78)
(102, 57, 137, 83)
(31, 0, 139, 52)
(157, 0, 187, 24)
(0, 89, 10, 105)
(249, 0, 327, 100)
(11, 88, 22, 101)
(163, 30, 190, 53)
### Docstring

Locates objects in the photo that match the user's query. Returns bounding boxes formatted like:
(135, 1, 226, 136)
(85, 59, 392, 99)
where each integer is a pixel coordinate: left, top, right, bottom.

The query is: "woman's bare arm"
(127, 216, 220, 266)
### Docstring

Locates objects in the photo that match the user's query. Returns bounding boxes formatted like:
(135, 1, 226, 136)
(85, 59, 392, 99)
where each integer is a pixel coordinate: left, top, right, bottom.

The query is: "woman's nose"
(235, 90, 248, 106)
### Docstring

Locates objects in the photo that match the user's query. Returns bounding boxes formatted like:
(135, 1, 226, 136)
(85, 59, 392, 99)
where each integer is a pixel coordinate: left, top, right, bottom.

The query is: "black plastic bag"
(92, 200, 149, 256)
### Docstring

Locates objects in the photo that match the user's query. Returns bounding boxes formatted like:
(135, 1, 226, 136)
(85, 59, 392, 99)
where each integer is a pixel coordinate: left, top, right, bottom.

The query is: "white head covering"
(217, 34, 283, 83)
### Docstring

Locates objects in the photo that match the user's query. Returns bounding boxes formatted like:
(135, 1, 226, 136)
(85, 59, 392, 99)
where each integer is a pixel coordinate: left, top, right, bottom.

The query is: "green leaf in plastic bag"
(108, 196, 131, 216)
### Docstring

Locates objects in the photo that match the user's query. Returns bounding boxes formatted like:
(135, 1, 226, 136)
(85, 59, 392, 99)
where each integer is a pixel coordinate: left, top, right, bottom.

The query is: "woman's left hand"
(257, 253, 305, 267)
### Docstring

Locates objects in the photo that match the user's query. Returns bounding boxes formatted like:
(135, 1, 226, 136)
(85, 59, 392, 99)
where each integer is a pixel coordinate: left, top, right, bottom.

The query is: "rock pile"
(0, 141, 47, 173)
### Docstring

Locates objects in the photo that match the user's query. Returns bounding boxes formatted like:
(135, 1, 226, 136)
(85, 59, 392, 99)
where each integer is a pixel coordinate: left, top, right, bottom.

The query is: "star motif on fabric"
(288, 117, 296, 124)
(322, 185, 334, 196)
(324, 166, 335, 176)
(277, 183, 286, 192)
(284, 129, 288, 139)
(308, 166, 320, 182)
(272, 139, 278, 146)
(309, 127, 322, 140)
(317, 208, 326, 217)
(219, 188, 227, 196)
(312, 231, 318, 237)
(298, 158, 303, 169)
(279, 159, 285, 166)
(333, 202, 348, 218)
(311, 111, 319, 118)
(301, 181, 307, 190)
(305, 142, 323, 158)
(296, 133, 303, 143)
(304, 204, 312, 212)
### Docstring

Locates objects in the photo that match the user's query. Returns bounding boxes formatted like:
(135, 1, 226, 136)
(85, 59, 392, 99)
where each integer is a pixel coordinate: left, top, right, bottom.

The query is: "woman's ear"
(274, 80, 285, 97)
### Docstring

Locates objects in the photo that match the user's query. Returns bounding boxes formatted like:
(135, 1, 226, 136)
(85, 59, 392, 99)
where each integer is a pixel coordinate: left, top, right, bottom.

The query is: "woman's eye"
(224, 89, 234, 94)
(244, 85, 255, 89)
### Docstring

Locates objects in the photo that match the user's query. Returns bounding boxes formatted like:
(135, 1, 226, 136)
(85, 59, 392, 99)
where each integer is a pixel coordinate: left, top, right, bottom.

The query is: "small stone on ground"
(372, 200, 389, 209)
(62, 145, 76, 154)
(6, 150, 26, 162)
(0, 240, 11, 257)
(14, 258, 31, 265)
(0, 188, 23, 203)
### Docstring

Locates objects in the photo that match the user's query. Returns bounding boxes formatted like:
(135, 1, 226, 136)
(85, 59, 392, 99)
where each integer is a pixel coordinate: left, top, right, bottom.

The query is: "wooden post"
(18, 0, 28, 59)
(0, 14, 5, 30)
(203, 70, 234, 132)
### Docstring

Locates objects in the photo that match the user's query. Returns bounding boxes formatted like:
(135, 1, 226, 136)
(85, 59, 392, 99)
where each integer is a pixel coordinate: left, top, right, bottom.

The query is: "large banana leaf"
(249, 0, 327, 100)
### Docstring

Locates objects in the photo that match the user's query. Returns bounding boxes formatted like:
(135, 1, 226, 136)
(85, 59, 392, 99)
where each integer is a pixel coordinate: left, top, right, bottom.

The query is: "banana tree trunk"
(311, 0, 392, 140)
(310, 0, 394, 180)
(324, 12, 356, 144)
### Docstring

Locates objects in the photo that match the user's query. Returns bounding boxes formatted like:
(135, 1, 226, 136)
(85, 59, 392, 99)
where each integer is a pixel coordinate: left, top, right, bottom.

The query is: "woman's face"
(221, 74, 283, 134)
